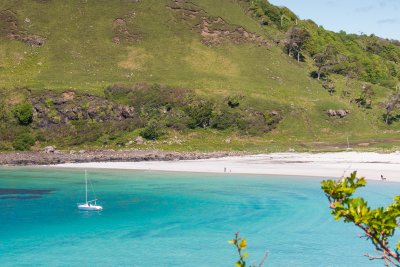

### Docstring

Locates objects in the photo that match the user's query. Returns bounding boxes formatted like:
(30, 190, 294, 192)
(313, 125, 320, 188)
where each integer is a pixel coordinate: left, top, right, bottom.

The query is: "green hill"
(1, 0, 400, 152)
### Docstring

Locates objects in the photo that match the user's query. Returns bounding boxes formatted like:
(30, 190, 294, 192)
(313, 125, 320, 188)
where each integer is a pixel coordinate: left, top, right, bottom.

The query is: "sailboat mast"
(85, 170, 88, 204)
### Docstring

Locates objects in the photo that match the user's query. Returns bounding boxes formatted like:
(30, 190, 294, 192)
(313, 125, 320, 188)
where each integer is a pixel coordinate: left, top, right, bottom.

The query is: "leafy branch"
(228, 232, 268, 267)
(321, 171, 400, 266)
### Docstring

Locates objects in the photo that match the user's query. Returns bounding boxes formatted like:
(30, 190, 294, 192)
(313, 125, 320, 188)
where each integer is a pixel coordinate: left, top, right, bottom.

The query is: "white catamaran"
(77, 170, 103, 211)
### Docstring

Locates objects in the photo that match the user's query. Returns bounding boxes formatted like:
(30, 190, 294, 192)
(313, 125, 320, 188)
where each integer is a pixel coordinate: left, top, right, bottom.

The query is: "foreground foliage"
(321, 172, 400, 266)
(228, 232, 267, 267)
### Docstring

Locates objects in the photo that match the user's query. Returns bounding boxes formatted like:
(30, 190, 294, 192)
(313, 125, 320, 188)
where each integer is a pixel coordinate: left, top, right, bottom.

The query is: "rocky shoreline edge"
(0, 150, 245, 166)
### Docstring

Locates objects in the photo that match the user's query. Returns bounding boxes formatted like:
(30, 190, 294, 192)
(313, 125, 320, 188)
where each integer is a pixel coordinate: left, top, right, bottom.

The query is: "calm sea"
(0, 167, 399, 267)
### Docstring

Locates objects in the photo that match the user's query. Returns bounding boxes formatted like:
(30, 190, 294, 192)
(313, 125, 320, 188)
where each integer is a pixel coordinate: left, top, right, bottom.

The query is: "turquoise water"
(0, 168, 399, 267)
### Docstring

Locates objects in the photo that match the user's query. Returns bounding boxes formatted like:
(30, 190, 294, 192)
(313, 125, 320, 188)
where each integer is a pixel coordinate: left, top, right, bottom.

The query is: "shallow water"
(0, 167, 399, 267)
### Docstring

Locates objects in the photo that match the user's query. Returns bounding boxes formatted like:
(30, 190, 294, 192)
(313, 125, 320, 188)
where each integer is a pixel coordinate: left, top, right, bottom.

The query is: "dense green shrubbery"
(0, 141, 13, 151)
(35, 118, 143, 147)
(249, 0, 297, 30)
(0, 85, 282, 150)
(211, 108, 237, 130)
(140, 119, 164, 140)
(0, 101, 11, 123)
(184, 101, 213, 129)
(106, 84, 282, 136)
(12, 132, 35, 151)
(14, 103, 33, 125)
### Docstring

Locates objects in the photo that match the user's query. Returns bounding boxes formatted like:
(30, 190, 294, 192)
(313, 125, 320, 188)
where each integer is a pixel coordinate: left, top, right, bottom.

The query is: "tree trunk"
(297, 51, 300, 62)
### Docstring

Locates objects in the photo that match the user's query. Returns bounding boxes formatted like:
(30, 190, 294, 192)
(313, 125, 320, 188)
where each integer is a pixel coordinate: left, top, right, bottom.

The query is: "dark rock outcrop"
(167, 0, 270, 48)
(0, 10, 46, 47)
(30, 91, 138, 127)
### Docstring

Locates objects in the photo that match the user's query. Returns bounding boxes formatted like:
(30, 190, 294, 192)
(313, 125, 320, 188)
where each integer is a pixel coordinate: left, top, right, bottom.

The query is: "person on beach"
(381, 175, 387, 181)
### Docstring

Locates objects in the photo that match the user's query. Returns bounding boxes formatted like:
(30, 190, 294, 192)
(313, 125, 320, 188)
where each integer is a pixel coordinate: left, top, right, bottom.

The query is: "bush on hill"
(12, 132, 35, 151)
(14, 103, 33, 125)
(140, 119, 164, 140)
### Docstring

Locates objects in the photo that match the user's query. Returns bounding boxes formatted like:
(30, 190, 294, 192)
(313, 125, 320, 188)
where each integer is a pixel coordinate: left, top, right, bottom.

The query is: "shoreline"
(54, 151, 400, 182)
(0, 150, 244, 166)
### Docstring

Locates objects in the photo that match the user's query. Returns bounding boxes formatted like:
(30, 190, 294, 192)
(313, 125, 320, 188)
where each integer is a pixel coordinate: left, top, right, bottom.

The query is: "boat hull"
(77, 204, 103, 211)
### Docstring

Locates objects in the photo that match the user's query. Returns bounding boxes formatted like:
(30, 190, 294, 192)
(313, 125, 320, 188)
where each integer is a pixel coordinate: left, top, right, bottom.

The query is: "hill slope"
(0, 0, 400, 152)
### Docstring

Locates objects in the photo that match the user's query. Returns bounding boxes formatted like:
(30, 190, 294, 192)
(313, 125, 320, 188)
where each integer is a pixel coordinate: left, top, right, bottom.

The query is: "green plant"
(322, 78, 336, 96)
(211, 109, 237, 130)
(312, 45, 339, 80)
(184, 101, 213, 129)
(12, 132, 35, 151)
(0, 101, 11, 123)
(384, 92, 400, 124)
(321, 172, 400, 266)
(227, 95, 243, 108)
(354, 83, 374, 109)
(0, 141, 13, 151)
(228, 232, 267, 267)
(140, 119, 164, 140)
(284, 26, 310, 62)
(14, 103, 33, 125)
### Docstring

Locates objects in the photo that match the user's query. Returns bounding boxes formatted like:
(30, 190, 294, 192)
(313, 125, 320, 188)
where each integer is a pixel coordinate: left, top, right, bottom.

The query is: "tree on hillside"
(313, 45, 339, 80)
(343, 66, 362, 96)
(322, 78, 336, 95)
(284, 26, 310, 62)
(354, 83, 374, 109)
(185, 101, 213, 128)
(384, 91, 400, 124)
(321, 172, 400, 266)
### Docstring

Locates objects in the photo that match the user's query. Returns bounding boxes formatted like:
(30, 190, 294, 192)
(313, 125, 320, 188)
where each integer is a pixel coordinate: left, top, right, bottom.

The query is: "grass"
(0, 0, 400, 151)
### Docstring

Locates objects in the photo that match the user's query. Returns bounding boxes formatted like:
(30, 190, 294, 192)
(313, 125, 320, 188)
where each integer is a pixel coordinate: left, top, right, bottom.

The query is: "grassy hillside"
(1, 0, 400, 152)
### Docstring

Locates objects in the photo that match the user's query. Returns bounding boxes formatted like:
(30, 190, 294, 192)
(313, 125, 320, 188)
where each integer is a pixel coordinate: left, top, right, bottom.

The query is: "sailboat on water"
(77, 170, 103, 211)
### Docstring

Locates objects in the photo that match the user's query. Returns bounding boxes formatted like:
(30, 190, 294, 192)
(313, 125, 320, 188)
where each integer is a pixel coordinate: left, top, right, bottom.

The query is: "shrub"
(0, 141, 13, 151)
(184, 101, 213, 129)
(69, 121, 103, 145)
(238, 111, 281, 135)
(322, 79, 336, 95)
(98, 134, 111, 145)
(14, 103, 33, 125)
(0, 101, 11, 123)
(140, 120, 164, 140)
(211, 109, 237, 130)
(12, 132, 35, 151)
(227, 95, 243, 108)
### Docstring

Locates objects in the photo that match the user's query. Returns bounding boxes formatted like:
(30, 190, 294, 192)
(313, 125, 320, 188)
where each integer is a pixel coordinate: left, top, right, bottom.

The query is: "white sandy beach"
(57, 152, 400, 182)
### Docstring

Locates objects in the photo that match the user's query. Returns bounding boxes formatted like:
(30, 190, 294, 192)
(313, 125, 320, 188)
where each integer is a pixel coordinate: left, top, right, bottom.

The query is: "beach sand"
(57, 152, 400, 182)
